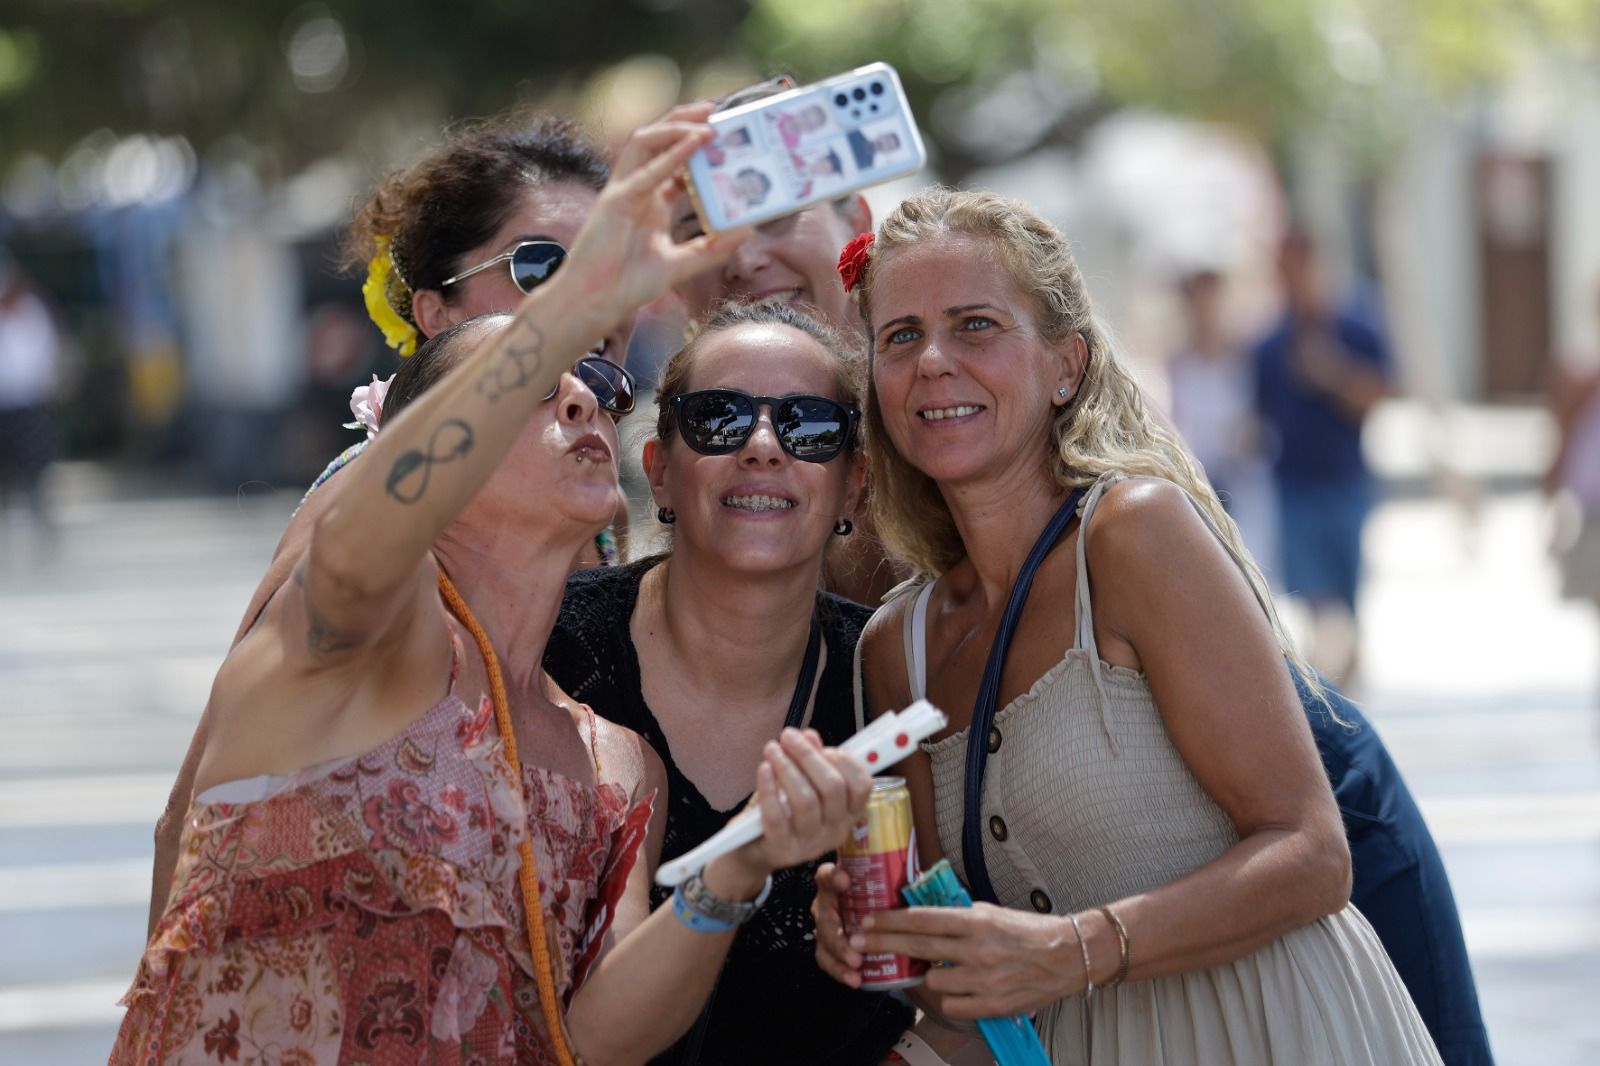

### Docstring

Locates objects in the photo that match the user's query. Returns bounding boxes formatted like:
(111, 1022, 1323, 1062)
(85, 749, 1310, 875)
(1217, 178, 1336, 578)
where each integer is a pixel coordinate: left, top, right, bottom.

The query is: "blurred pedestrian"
(1545, 281, 1600, 706)
(1252, 229, 1392, 690)
(0, 246, 61, 543)
(1167, 267, 1278, 577)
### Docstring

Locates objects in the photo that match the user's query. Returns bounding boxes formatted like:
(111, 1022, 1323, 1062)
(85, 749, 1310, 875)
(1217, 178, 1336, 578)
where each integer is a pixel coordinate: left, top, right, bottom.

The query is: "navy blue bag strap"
(961, 486, 1088, 905)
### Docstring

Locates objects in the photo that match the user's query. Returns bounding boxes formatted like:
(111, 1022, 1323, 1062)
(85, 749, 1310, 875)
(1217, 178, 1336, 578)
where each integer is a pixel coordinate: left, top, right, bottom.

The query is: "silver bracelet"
(1067, 911, 1095, 999)
(680, 869, 773, 926)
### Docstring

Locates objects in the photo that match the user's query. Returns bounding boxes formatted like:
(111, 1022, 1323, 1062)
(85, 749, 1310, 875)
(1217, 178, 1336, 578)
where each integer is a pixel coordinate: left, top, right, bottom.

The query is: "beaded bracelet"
(1066, 911, 1095, 999)
(1097, 904, 1132, 987)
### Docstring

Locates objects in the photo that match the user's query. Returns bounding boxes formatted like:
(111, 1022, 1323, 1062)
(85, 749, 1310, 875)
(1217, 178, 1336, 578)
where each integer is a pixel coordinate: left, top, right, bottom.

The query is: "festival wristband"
(671, 886, 739, 934)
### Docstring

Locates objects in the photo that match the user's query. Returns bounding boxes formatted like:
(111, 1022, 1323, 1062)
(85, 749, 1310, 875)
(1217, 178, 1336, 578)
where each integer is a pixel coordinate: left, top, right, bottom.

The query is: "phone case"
(684, 62, 927, 232)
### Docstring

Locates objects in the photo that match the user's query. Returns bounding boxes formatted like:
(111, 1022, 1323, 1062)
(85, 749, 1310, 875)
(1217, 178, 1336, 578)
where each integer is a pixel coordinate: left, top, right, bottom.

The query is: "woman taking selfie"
(115, 107, 870, 1065)
(147, 111, 636, 929)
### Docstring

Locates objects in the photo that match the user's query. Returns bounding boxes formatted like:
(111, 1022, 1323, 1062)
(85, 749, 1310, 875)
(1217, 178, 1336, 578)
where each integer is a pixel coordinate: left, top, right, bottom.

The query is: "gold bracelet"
(1097, 904, 1131, 987)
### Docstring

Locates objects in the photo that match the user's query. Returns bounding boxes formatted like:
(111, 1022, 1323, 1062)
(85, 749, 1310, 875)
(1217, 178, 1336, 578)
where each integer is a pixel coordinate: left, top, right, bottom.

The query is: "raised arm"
(292, 109, 745, 662)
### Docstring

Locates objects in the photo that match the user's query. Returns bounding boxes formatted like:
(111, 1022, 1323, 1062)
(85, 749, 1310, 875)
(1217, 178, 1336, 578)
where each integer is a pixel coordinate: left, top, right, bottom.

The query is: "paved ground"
(0, 461, 1596, 1064)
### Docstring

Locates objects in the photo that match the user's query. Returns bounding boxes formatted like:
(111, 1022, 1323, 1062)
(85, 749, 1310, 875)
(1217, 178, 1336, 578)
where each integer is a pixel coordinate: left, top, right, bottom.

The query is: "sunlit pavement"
(0, 462, 1596, 1064)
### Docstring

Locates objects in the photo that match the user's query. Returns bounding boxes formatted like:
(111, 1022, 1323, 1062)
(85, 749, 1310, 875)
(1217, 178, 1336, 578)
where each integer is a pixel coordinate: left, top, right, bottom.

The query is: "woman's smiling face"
(649, 321, 863, 576)
(869, 235, 1076, 487)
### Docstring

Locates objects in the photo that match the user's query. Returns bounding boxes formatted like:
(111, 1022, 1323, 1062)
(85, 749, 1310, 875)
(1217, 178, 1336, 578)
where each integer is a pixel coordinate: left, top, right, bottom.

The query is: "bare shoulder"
(1084, 477, 1219, 579)
(591, 710, 667, 804)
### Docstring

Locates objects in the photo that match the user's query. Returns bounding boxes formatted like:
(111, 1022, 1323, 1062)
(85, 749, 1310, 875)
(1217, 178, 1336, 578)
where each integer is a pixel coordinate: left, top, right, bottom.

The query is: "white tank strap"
(855, 579, 933, 732)
(1074, 473, 1128, 755)
(902, 580, 935, 702)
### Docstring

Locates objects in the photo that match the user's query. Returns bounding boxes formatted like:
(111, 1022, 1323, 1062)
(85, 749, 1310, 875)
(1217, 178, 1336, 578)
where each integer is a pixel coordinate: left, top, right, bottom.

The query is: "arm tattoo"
(385, 419, 474, 504)
(293, 561, 358, 655)
(476, 318, 548, 403)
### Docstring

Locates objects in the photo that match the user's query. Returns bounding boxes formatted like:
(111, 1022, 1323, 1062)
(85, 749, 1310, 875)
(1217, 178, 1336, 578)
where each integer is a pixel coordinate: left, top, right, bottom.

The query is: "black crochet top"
(545, 558, 913, 1066)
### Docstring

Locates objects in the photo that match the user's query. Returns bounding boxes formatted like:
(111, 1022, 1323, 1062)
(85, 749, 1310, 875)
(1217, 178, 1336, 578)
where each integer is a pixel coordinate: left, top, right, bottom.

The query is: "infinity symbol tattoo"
(385, 419, 475, 504)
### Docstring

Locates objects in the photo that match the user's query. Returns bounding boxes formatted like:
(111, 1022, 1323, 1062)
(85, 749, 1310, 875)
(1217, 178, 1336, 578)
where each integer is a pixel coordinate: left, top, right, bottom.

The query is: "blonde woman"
(813, 188, 1442, 1065)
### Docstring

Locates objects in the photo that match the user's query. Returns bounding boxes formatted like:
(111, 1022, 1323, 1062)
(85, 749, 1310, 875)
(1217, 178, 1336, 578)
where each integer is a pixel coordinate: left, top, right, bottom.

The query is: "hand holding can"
(838, 776, 927, 989)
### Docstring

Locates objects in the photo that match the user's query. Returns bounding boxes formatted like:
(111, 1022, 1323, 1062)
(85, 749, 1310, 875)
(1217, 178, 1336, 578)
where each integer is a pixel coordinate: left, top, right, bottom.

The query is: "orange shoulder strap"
(438, 569, 578, 1066)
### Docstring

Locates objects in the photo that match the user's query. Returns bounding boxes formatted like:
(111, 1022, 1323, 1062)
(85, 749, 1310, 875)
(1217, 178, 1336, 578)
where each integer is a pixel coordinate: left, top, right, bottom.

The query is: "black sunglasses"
(670, 389, 858, 463)
(548, 356, 636, 416)
(440, 240, 566, 295)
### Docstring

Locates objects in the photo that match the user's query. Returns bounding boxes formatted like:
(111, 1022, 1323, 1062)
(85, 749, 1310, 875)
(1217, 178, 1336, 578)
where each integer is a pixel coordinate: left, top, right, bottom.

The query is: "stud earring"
(656, 506, 676, 525)
(1058, 387, 1070, 398)
(833, 517, 854, 537)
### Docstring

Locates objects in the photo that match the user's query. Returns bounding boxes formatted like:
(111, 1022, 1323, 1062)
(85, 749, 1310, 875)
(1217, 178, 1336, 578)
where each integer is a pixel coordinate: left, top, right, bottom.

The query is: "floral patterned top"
(111, 633, 654, 1065)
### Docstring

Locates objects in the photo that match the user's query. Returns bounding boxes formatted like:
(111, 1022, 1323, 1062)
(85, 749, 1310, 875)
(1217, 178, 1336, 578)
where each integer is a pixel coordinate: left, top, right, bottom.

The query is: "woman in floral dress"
(111, 106, 870, 1065)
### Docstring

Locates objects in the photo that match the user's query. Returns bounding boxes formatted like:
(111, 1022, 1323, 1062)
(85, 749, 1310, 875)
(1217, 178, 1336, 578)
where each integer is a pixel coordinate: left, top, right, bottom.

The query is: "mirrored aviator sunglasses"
(439, 240, 567, 295)
(543, 356, 636, 416)
(670, 389, 857, 463)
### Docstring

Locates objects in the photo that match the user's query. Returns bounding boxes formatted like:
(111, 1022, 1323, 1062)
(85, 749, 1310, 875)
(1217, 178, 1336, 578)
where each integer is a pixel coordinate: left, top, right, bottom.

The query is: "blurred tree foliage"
(2, 0, 1595, 176)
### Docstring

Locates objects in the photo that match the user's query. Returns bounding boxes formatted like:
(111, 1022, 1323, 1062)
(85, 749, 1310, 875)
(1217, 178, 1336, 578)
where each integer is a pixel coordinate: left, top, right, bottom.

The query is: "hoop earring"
(657, 506, 676, 525)
(834, 517, 854, 537)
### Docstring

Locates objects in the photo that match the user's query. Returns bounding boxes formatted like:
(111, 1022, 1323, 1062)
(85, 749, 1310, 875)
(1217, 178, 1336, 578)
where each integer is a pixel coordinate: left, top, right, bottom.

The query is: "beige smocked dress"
(880, 475, 1443, 1066)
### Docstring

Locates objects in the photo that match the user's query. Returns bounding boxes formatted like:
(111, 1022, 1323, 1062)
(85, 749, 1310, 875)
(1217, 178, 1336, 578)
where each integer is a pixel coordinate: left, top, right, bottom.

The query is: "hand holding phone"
(684, 63, 927, 233)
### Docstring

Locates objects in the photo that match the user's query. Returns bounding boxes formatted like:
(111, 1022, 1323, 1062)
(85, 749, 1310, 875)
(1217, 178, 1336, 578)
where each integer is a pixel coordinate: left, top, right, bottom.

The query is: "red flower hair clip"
(836, 232, 875, 293)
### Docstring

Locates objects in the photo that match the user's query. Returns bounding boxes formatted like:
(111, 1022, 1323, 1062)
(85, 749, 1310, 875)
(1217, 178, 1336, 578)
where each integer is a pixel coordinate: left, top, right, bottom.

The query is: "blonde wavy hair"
(857, 187, 1323, 698)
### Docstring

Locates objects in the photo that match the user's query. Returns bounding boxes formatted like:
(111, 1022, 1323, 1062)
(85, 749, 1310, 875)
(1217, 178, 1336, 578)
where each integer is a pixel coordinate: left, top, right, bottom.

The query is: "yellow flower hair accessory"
(362, 235, 420, 357)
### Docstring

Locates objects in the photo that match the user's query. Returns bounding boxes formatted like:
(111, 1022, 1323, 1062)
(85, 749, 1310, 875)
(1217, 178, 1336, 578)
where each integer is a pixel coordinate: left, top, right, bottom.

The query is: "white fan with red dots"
(654, 699, 948, 887)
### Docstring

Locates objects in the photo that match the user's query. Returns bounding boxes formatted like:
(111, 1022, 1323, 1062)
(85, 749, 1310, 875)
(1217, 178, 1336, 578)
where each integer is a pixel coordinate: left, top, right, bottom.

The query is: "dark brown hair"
(378, 313, 511, 427)
(347, 113, 608, 330)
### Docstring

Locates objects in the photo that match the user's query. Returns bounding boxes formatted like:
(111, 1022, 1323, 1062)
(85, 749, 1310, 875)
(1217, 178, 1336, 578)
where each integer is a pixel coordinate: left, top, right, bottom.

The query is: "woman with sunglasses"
(115, 109, 875, 1064)
(543, 300, 915, 1065)
(145, 112, 637, 930)
(349, 109, 632, 569)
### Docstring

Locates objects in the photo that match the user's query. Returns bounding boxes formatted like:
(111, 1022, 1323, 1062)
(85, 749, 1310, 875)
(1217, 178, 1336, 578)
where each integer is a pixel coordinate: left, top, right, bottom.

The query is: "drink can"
(839, 776, 926, 989)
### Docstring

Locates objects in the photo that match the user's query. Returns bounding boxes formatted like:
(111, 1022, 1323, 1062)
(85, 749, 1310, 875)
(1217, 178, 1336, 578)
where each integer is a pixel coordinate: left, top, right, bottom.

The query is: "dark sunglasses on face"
(547, 356, 636, 416)
(669, 388, 858, 463)
(440, 240, 567, 295)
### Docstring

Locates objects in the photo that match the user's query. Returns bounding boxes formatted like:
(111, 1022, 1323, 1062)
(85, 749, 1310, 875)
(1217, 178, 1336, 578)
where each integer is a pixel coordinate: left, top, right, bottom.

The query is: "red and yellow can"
(839, 776, 926, 989)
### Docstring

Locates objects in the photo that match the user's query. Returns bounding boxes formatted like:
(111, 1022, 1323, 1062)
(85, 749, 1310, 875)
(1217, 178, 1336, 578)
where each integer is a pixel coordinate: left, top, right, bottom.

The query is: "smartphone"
(683, 63, 928, 232)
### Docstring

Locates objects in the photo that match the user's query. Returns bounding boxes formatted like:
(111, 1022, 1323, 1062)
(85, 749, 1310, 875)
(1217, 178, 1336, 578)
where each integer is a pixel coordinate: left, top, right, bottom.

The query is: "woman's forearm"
(304, 289, 615, 650)
(1082, 825, 1350, 986)
(566, 854, 769, 1066)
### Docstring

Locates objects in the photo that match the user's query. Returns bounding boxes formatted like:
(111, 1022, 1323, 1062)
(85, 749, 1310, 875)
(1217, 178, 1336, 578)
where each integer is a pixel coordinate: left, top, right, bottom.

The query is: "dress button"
(988, 815, 1008, 842)
(1030, 888, 1052, 913)
(987, 726, 1003, 754)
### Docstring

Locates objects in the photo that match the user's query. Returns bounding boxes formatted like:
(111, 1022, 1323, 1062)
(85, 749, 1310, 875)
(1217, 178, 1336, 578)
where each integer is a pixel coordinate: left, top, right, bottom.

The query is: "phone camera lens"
(869, 103, 880, 113)
(834, 93, 849, 107)
(870, 82, 885, 96)
(852, 87, 867, 101)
